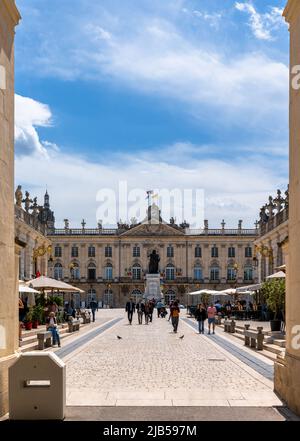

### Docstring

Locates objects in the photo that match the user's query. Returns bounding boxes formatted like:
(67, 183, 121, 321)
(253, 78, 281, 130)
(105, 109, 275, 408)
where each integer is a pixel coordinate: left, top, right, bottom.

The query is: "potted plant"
(32, 304, 43, 328)
(261, 279, 285, 331)
(24, 308, 33, 330)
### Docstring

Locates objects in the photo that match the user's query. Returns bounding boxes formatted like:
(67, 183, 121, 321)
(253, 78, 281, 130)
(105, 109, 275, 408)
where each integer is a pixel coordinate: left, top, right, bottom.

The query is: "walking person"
(90, 299, 98, 322)
(136, 299, 144, 324)
(46, 312, 61, 347)
(194, 303, 207, 334)
(170, 301, 180, 333)
(207, 303, 217, 335)
(125, 298, 135, 325)
(18, 297, 25, 342)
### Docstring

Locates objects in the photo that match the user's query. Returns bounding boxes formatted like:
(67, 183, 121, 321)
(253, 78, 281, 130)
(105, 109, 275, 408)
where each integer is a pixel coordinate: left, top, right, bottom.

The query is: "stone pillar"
(0, 0, 21, 416)
(274, 0, 300, 416)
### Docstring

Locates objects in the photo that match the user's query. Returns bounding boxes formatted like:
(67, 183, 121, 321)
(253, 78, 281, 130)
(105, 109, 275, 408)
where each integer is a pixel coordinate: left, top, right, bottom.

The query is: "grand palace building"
(15, 186, 267, 308)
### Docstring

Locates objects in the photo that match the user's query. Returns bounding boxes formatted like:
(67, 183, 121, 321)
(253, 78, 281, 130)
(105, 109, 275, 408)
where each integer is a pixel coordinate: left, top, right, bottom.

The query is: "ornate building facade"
(15, 187, 53, 281)
(46, 203, 259, 307)
(254, 187, 289, 282)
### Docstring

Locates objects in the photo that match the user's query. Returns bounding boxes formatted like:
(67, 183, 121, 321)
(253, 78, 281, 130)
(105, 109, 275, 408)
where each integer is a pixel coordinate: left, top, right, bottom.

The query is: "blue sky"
(14, 0, 289, 228)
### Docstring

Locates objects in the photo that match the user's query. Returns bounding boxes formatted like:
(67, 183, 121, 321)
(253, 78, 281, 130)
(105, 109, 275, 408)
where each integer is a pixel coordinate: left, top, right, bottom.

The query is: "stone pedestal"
(274, 0, 300, 417)
(0, 0, 21, 416)
(144, 274, 162, 301)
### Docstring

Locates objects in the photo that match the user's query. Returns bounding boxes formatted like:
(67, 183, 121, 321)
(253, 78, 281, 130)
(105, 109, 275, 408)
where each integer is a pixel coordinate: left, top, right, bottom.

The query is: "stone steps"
(217, 324, 285, 359)
(19, 322, 89, 353)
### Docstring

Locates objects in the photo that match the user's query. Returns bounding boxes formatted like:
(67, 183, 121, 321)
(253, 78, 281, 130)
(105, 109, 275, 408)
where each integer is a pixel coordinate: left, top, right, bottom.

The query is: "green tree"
(261, 279, 285, 320)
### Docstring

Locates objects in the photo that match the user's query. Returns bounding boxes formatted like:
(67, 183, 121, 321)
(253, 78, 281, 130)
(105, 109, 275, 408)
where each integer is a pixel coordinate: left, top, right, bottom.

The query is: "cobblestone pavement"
(66, 309, 283, 407)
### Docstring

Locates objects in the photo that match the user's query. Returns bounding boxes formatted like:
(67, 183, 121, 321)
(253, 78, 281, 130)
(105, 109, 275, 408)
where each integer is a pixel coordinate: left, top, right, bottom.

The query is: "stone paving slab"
(65, 309, 283, 408)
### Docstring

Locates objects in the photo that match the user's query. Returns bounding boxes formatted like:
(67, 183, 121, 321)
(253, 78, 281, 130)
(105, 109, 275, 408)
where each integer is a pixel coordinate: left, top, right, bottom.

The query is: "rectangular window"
(88, 246, 95, 258)
(88, 268, 96, 280)
(71, 247, 78, 258)
(105, 246, 112, 258)
(210, 268, 219, 281)
(244, 268, 253, 281)
(54, 246, 62, 258)
(194, 268, 202, 280)
(228, 247, 235, 258)
(167, 247, 174, 258)
(133, 246, 140, 257)
(227, 268, 236, 281)
(195, 246, 202, 258)
(132, 267, 141, 280)
(245, 247, 252, 258)
(166, 267, 175, 280)
(105, 266, 113, 280)
(211, 247, 218, 258)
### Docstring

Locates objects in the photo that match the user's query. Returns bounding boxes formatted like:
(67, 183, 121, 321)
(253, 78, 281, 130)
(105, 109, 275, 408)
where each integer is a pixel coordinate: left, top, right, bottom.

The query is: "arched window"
(210, 266, 219, 281)
(244, 266, 253, 281)
(228, 247, 235, 258)
(165, 289, 176, 305)
(88, 262, 96, 280)
(105, 246, 112, 258)
(167, 246, 174, 258)
(71, 246, 79, 258)
(103, 289, 113, 307)
(133, 246, 140, 257)
(131, 289, 142, 303)
(166, 264, 175, 280)
(194, 266, 202, 281)
(104, 263, 113, 280)
(227, 267, 236, 281)
(245, 246, 252, 258)
(54, 263, 63, 280)
(88, 246, 96, 258)
(195, 246, 202, 258)
(132, 264, 141, 280)
(54, 246, 62, 258)
(70, 262, 80, 279)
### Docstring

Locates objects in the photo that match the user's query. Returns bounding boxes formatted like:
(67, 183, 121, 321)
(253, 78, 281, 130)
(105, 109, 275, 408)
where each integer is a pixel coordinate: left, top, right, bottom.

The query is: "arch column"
(274, 0, 300, 416)
(0, 0, 21, 416)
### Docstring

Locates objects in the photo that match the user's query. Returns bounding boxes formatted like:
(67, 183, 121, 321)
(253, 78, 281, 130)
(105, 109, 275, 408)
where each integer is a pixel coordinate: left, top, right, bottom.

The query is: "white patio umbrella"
(26, 276, 85, 293)
(19, 285, 40, 294)
(220, 288, 237, 295)
(266, 271, 286, 279)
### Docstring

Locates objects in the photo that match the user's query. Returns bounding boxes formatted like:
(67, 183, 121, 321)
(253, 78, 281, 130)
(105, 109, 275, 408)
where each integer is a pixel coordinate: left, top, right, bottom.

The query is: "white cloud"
(15, 139, 287, 229)
(15, 94, 54, 157)
(192, 10, 222, 29)
(235, 2, 284, 41)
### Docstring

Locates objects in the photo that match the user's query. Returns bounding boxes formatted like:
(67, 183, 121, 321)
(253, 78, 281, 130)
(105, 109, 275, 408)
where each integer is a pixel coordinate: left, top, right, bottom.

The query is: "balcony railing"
(15, 205, 47, 235)
(259, 208, 289, 236)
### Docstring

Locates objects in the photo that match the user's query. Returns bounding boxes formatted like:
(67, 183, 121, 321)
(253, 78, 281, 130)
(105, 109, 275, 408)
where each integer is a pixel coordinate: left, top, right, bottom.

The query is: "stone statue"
(15, 185, 23, 207)
(149, 250, 160, 274)
(29, 197, 41, 216)
(22, 191, 33, 212)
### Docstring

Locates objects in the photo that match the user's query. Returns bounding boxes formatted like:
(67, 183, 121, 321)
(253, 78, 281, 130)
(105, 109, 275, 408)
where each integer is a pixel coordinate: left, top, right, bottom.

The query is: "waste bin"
(9, 352, 66, 420)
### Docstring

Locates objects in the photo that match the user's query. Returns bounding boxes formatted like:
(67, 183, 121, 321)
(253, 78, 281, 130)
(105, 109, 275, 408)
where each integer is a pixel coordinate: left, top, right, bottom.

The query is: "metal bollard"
(9, 352, 66, 420)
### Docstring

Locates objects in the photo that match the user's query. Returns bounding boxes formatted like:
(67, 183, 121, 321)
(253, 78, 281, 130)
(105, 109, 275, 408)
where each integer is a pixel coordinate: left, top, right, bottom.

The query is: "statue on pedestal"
(15, 185, 23, 207)
(149, 250, 160, 274)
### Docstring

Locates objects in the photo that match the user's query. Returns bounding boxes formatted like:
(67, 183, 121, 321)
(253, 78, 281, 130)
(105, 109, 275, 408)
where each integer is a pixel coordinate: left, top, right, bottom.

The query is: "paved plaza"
(54, 309, 284, 409)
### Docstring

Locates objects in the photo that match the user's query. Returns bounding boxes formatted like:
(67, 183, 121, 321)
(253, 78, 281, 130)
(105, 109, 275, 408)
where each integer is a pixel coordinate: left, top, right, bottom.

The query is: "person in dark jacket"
(136, 300, 145, 324)
(90, 300, 98, 322)
(194, 303, 207, 334)
(125, 298, 135, 325)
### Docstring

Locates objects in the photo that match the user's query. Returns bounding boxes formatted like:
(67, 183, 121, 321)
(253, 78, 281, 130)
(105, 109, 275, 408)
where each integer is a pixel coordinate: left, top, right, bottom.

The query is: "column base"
(274, 352, 300, 416)
(0, 353, 18, 417)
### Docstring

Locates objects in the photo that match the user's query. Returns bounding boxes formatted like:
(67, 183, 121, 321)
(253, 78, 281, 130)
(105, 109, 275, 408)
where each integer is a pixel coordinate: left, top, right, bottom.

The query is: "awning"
(236, 283, 262, 293)
(26, 276, 84, 293)
(266, 271, 286, 279)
